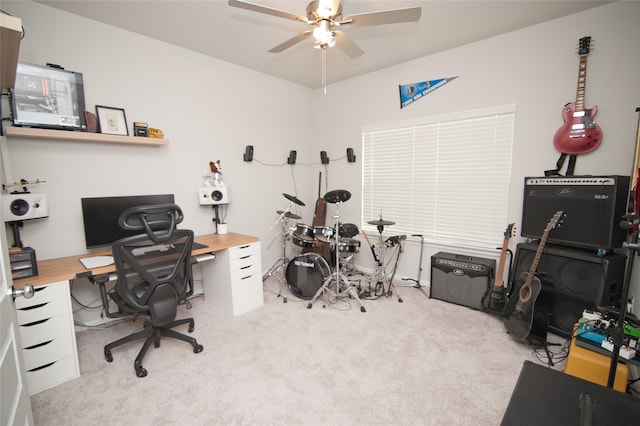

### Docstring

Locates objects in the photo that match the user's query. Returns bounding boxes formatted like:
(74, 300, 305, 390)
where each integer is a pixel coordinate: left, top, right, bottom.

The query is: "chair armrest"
(89, 273, 128, 319)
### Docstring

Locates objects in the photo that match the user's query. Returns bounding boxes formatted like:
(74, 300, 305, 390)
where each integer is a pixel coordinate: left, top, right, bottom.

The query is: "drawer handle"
(238, 245, 250, 249)
(241, 275, 253, 280)
(19, 302, 48, 311)
(22, 318, 51, 327)
(240, 265, 251, 270)
(24, 340, 54, 350)
(239, 255, 251, 260)
(28, 361, 56, 373)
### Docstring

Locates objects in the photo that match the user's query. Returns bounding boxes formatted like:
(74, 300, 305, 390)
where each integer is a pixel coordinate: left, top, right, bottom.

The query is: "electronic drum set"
(263, 191, 415, 310)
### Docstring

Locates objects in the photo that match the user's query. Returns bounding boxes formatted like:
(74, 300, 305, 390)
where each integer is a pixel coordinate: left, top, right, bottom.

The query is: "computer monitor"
(80, 194, 175, 249)
(11, 62, 87, 131)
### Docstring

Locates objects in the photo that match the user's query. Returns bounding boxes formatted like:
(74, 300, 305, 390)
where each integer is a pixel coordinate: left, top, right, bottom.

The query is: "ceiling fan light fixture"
(313, 19, 335, 47)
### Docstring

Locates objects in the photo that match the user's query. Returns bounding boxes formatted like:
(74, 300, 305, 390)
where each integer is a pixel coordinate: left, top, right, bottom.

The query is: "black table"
(501, 361, 639, 426)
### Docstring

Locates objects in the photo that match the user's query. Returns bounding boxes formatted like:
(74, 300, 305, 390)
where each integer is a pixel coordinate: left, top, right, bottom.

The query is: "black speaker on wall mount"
(510, 242, 626, 337)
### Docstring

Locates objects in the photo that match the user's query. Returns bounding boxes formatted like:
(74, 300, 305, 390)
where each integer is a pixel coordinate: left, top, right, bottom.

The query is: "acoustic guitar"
(553, 36, 602, 155)
(504, 211, 565, 341)
(482, 223, 515, 314)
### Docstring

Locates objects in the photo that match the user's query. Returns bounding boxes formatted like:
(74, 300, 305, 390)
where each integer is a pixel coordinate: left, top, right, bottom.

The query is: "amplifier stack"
(426, 175, 631, 339)
(510, 242, 626, 336)
(516, 175, 630, 337)
(521, 176, 629, 251)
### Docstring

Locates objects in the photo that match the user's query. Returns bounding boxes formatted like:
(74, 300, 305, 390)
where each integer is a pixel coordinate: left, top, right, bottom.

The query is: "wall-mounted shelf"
(4, 126, 169, 146)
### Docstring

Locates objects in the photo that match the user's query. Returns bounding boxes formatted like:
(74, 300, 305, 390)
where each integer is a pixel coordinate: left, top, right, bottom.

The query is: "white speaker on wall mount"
(2, 193, 49, 222)
(198, 186, 229, 205)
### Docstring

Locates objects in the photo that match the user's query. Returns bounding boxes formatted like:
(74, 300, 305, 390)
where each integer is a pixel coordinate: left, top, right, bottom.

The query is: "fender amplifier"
(521, 176, 630, 250)
(430, 252, 495, 310)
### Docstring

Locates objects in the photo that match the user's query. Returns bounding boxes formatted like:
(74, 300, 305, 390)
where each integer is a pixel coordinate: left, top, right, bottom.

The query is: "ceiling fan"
(228, 0, 422, 58)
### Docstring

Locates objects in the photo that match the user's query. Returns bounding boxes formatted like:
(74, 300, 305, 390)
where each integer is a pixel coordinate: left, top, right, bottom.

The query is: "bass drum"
(286, 253, 331, 300)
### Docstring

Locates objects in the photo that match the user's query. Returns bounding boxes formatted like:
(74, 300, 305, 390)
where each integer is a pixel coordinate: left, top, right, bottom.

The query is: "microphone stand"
(607, 214, 638, 388)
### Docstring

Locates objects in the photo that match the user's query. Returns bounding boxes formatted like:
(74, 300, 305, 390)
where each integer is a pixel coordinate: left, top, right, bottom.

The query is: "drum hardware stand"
(363, 218, 396, 300)
(308, 190, 366, 312)
(399, 234, 429, 298)
(262, 197, 303, 303)
(384, 236, 405, 302)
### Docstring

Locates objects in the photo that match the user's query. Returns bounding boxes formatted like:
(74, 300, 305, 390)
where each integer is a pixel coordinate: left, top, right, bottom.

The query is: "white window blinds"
(362, 104, 516, 250)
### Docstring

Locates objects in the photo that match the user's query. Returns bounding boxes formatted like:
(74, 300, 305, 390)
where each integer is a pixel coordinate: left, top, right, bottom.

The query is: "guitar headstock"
(504, 223, 516, 239)
(577, 36, 592, 55)
(546, 210, 566, 232)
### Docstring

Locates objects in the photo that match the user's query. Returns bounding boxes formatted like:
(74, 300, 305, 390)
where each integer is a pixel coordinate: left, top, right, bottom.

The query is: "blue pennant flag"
(399, 76, 458, 108)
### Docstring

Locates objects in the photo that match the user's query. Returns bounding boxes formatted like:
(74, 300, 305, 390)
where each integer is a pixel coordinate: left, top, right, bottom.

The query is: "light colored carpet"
(30, 276, 567, 425)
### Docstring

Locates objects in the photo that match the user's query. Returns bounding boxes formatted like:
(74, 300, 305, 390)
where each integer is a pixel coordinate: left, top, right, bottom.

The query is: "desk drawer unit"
(15, 280, 80, 395)
(203, 241, 263, 316)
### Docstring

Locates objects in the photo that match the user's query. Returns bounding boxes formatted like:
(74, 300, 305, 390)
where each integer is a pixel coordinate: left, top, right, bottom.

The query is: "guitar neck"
(524, 230, 551, 287)
(493, 238, 510, 288)
(575, 54, 588, 112)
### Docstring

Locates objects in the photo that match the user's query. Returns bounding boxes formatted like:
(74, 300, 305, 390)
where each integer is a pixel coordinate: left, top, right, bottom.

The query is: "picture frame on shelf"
(96, 105, 128, 136)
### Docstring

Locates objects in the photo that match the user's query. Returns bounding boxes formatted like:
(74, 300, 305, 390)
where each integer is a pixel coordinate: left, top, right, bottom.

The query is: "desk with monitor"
(12, 232, 262, 395)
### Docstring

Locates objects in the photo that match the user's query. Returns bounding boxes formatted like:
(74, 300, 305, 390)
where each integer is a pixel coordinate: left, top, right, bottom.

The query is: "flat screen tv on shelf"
(11, 62, 87, 131)
(81, 194, 175, 249)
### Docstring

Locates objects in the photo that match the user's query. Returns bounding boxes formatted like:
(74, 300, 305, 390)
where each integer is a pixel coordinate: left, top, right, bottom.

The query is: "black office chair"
(97, 204, 203, 377)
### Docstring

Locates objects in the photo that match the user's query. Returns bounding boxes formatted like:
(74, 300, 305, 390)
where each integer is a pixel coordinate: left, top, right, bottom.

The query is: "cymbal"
(283, 193, 305, 206)
(276, 210, 301, 220)
(324, 189, 351, 204)
(367, 219, 395, 226)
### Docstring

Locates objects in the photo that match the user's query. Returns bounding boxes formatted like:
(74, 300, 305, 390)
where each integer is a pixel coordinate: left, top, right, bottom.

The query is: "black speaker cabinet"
(521, 176, 630, 250)
(510, 242, 626, 337)
(430, 252, 495, 310)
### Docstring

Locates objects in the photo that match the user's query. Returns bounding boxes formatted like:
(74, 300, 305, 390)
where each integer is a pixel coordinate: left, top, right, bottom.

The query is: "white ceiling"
(32, 0, 612, 89)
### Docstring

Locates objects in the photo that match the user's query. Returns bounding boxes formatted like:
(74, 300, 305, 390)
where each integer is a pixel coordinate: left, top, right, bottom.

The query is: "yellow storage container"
(564, 325, 628, 392)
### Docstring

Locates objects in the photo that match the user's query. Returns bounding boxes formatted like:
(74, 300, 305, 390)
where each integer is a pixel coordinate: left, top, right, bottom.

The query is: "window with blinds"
(362, 104, 516, 251)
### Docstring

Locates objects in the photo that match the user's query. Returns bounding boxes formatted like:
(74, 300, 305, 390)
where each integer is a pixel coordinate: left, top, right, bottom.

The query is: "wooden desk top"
(13, 232, 259, 288)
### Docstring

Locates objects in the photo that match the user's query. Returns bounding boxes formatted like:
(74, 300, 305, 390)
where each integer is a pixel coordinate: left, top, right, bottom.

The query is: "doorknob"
(11, 284, 34, 302)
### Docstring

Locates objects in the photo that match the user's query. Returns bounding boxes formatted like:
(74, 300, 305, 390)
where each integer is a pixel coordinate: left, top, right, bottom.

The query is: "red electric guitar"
(553, 36, 602, 155)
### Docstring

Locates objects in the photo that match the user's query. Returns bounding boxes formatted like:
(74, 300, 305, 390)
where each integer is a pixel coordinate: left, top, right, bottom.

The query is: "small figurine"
(209, 160, 225, 187)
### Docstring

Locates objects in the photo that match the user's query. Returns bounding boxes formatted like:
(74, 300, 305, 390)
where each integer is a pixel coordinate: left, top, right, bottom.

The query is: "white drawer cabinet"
(15, 280, 80, 395)
(202, 241, 263, 316)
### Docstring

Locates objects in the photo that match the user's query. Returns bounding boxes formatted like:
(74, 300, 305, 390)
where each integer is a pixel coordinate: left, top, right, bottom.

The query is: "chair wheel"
(188, 324, 195, 333)
(194, 344, 204, 353)
(105, 350, 113, 362)
(136, 367, 148, 378)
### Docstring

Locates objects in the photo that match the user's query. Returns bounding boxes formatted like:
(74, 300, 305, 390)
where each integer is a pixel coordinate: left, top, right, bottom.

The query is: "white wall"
(2, 2, 640, 309)
(1, 0, 315, 269)
(314, 1, 640, 306)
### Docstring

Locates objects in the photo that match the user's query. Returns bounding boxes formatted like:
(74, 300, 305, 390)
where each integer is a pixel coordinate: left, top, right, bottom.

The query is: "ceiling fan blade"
(341, 6, 422, 28)
(334, 30, 364, 59)
(228, 0, 308, 23)
(269, 31, 313, 53)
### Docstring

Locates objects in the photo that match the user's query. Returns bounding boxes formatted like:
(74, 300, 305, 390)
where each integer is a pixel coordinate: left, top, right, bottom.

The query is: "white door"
(0, 197, 34, 425)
